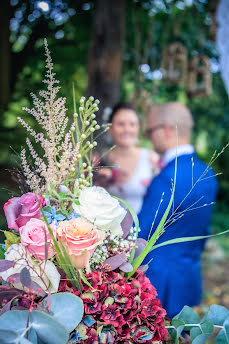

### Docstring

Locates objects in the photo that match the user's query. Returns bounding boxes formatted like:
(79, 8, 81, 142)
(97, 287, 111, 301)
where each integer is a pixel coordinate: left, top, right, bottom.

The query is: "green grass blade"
(58, 240, 81, 289)
(79, 269, 94, 289)
(127, 155, 177, 278)
(150, 229, 229, 251)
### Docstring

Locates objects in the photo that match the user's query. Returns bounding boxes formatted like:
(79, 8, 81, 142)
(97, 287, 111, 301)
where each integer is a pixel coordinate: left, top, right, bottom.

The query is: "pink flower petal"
(4, 197, 21, 231)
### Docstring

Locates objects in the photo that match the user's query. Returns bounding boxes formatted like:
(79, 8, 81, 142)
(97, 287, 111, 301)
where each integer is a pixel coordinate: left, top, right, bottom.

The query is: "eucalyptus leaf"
(0, 309, 69, 344)
(121, 210, 133, 239)
(112, 196, 139, 264)
(0, 310, 28, 337)
(0, 259, 15, 272)
(190, 320, 214, 343)
(207, 305, 229, 326)
(168, 327, 179, 344)
(171, 319, 185, 343)
(0, 329, 20, 344)
(19, 338, 34, 344)
(103, 253, 127, 270)
(41, 292, 84, 332)
(30, 310, 69, 344)
(20, 267, 32, 289)
(192, 333, 212, 344)
(216, 328, 229, 344)
(119, 262, 133, 272)
(173, 306, 200, 326)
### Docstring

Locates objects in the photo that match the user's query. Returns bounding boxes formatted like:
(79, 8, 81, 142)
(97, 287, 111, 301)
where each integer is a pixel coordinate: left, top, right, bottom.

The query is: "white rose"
(0, 244, 60, 293)
(73, 186, 126, 237)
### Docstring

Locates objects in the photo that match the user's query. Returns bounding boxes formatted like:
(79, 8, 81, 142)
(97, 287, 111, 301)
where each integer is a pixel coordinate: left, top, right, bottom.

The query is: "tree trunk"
(0, 0, 11, 116)
(87, 0, 126, 126)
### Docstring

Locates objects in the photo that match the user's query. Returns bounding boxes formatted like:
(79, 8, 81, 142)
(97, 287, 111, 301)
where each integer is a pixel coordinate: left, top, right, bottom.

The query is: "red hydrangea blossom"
(76, 269, 168, 343)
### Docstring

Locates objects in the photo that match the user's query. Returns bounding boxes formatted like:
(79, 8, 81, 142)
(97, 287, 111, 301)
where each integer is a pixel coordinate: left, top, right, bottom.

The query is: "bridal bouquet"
(0, 40, 168, 344)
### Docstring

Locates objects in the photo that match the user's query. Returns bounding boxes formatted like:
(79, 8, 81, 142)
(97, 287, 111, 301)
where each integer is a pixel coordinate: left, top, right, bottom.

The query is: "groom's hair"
(158, 102, 194, 137)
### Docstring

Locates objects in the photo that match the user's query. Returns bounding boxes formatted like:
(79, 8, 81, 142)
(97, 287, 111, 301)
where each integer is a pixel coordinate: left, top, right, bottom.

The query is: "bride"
(95, 103, 159, 214)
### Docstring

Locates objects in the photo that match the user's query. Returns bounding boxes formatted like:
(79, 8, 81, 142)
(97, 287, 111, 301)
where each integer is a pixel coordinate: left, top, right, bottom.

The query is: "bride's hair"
(109, 102, 136, 123)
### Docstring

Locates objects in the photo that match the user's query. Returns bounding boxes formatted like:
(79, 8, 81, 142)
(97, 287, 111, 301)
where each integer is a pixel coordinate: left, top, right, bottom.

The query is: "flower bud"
(59, 185, 68, 194)
(95, 125, 100, 130)
(89, 96, 94, 101)
(81, 134, 86, 139)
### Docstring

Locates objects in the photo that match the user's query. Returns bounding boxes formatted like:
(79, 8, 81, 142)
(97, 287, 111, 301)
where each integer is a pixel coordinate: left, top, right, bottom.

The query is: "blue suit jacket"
(138, 153, 218, 318)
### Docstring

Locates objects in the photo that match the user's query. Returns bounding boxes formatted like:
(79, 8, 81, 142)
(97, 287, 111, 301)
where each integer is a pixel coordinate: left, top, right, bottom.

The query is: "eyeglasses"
(145, 124, 164, 138)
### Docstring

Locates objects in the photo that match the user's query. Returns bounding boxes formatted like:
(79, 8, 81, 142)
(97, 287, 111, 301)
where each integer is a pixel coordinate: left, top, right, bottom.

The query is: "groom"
(138, 102, 218, 318)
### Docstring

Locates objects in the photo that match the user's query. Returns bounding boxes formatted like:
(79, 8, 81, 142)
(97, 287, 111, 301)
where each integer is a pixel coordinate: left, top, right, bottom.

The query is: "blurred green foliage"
(0, 0, 228, 231)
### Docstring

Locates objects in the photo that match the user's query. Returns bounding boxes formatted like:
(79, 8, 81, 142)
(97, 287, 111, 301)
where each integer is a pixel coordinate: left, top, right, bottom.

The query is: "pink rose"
(58, 218, 105, 269)
(4, 193, 45, 231)
(20, 218, 56, 260)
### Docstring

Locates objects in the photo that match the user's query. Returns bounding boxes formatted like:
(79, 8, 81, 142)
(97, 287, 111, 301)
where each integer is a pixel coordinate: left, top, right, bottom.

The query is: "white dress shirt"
(162, 144, 194, 167)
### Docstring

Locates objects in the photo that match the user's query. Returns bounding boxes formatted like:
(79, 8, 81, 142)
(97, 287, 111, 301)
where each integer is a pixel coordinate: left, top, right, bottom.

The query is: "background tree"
(87, 0, 125, 127)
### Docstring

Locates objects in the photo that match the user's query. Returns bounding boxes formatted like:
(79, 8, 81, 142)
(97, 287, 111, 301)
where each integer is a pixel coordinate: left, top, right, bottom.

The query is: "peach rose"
(20, 218, 56, 260)
(57, 218, 105, 269)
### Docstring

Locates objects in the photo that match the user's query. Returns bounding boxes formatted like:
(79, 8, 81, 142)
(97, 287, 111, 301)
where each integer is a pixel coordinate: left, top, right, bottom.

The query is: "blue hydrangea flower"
(43, 206, 65, 225)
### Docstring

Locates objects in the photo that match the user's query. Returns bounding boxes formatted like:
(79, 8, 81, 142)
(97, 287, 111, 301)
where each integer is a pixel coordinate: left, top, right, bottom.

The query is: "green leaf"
(4, 231, 20, 245)
(216, 317, 229, 343)
(207, 305, 229, 326)
(0, 310, 69, 344)
(73, 200, 80, 205)
(174, 306, 200, 327)
(170, 319, 185, 343)
(30, 310, 69, 344)
(79, 269, 94, 289)
(0, 329, 23, 344)
(43, 206, 51, 213)
(192, 333, 213, 344)
(41, 293, 84, 332)
(216, 329, 228, 344)
(0, 246, 5, 259)
(190, 320, 214, 343)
